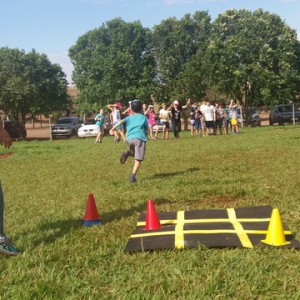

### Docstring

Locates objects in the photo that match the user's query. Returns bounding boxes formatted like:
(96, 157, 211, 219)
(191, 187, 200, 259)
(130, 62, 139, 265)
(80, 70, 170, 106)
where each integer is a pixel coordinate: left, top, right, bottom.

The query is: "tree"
(69, 18, 157, 113)
(152, 11, 211, 101)
(205, 9, 300, 106)
(0, 48, 68, 122)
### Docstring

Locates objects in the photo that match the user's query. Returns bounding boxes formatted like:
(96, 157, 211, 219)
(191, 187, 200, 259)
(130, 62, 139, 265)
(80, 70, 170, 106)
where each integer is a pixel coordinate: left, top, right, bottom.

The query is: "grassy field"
(1, 126, 300, 299)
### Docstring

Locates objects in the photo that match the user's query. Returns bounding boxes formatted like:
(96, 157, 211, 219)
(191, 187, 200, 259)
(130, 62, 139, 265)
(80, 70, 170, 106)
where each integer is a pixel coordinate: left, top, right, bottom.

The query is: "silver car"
(51, 116, 83, 138)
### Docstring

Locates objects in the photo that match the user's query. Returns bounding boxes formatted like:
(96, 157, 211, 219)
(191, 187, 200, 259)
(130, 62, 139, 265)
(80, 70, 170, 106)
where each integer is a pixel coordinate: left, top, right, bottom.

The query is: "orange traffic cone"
(145, 199, 161, 230)
(83, 193, 101, 226)
(261, 208, 290, 246)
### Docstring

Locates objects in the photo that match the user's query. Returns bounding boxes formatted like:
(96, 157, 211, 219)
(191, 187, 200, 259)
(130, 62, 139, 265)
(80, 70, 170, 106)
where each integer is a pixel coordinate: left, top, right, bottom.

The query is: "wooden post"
(49, 116, 52, 141)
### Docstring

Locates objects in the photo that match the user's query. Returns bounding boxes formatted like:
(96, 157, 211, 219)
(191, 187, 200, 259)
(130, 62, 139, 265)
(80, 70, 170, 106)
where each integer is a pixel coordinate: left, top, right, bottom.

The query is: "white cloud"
(47, 52, 74, 85)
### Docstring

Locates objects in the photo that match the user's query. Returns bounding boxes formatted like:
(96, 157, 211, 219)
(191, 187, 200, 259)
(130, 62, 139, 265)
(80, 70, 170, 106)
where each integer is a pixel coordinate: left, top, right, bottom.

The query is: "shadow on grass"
(32, 219, 82, 246)
(32, 198, 171, 246)
(102, 197, 170, 224)
(148, 167, 200, 179)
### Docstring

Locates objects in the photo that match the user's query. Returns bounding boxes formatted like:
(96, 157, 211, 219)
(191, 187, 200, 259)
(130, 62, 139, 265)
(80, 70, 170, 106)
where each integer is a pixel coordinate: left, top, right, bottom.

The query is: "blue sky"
(1, 0, 300, 84)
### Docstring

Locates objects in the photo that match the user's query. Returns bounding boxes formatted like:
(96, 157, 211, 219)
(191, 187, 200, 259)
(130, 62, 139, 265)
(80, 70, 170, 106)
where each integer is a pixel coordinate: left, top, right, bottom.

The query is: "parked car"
(237, 107, 261, 127)
(77, 118, 112, 138)
(51, 116, 83, 138)
(3, 120, 27, 140)
(269, 104, 300, 125)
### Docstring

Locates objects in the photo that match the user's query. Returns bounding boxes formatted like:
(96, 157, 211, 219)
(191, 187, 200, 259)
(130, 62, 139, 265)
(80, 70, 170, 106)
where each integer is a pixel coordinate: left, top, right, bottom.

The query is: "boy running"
(109, 100, 148, 183)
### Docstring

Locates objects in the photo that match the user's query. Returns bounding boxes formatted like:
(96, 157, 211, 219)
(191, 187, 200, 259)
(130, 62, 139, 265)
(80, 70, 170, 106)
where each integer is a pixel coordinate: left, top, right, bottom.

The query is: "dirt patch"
(203, 194, 239, 207)
(0, 152, 14, 159)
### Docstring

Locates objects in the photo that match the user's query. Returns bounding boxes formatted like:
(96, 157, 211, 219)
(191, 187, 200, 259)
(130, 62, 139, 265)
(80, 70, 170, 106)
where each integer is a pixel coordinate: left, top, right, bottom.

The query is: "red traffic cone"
(145, 199, 161, 230)
(83, 193, 101, 226)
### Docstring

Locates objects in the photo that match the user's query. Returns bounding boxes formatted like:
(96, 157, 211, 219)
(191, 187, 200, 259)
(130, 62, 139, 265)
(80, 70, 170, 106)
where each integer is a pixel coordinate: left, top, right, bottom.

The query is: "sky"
(0, 0, 300, 84)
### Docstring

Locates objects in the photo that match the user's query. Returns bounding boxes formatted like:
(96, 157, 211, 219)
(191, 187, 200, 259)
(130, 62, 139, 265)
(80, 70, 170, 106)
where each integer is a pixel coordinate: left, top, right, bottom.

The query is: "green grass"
(1, 126, 300, 299)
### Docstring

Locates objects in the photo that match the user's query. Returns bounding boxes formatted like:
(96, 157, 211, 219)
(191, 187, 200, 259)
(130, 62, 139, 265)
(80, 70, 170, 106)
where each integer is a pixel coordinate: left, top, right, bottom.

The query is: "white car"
(78, 119, 99, 138)
(78, 118, 112, 138)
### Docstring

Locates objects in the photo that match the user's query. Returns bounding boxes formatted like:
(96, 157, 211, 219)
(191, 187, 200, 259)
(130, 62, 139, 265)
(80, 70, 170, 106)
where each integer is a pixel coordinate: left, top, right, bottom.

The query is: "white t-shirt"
(203, 105, 215, 121)
(111, 109, 121, 123)
(159, 109, 169, 122)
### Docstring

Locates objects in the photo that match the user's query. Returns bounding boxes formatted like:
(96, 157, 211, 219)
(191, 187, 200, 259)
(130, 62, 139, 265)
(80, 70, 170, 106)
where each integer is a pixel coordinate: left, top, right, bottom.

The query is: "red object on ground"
(145, 199, 161, 230)
(83, 193, 101, 226)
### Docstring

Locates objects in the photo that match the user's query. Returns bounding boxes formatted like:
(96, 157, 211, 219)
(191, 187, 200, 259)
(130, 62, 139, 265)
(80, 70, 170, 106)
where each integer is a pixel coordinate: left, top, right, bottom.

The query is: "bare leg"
(132, 160, 141, 174)
(118, 129, 126, 142)
(95, 130, 101, 143)
(149, 126, 153, 139)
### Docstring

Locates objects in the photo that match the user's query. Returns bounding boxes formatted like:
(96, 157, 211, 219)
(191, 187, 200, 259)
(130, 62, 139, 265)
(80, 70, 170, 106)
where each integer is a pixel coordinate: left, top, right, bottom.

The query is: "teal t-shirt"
(95, 114, 105, 126)
(124, 114, 148, 142)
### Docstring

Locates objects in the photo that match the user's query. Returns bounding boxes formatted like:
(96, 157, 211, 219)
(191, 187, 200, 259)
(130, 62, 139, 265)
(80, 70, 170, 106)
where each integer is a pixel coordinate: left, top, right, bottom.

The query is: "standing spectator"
(229, 99, 240, 134)
(156, 103, 170, 139)
(123, 101, 133, 116)
(142, 103, 148, 115)
(202, 98, 215, 136)
(194, 105, 203, 137)
(200, 100, 207, 136)
(107, 102, 126, 142)
(0, 125, 21, 256)
(168, 99, 191, 139)
(144, 105, 156, 140)
(224, 102, 232, 134)
(94, 109, 106, 143)
(214, 102, 225, 135)
(190, 102, 198, 136)
(109, 99, 148, 183)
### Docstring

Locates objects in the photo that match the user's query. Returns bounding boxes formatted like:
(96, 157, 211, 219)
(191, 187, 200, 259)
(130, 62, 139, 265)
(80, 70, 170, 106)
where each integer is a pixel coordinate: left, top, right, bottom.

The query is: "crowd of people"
(103, 97, 241, 184)
(94, 97, 240, 144)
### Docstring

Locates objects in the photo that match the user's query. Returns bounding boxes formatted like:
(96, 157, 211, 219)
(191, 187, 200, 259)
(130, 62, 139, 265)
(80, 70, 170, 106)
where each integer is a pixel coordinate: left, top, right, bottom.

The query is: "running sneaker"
(120, 151, 129, 164)
(130, 174, 137, 183)
(0, 238, 21, 256)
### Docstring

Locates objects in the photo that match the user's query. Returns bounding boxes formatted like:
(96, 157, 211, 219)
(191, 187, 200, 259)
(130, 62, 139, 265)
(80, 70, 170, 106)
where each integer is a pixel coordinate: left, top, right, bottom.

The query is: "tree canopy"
(69, 18, 157, 113)
(69, 10, 300, 110)
(0, 48, 68, 122)
(3, 9, 299, 120)
(205, 9, 300, 106)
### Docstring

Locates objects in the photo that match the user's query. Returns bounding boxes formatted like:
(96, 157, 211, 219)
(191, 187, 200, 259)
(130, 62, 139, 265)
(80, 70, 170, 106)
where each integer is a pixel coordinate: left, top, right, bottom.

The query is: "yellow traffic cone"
(261, 208, 291, 246)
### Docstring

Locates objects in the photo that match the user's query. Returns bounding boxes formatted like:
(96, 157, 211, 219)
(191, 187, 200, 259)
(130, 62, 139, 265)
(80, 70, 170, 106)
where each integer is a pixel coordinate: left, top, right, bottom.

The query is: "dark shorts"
(161, 121, 169, 128)
(205, 121, 214, 129)
(97, 125, 104, 134)
(127, 139, 146, 161)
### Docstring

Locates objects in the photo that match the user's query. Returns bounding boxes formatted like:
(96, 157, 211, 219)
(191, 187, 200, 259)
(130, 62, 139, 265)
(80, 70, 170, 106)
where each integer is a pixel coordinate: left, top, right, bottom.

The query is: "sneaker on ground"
(0, 238, 21, 256)
(120, 151, 129, 164)
(130, 174, 137, 183)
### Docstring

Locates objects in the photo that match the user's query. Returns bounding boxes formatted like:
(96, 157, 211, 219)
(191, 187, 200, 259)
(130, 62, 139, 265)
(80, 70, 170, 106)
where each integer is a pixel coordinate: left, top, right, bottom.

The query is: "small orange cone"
(261, 208, 290, 246)
(145, 199, 161, 230)
(83, 193, 101, 226)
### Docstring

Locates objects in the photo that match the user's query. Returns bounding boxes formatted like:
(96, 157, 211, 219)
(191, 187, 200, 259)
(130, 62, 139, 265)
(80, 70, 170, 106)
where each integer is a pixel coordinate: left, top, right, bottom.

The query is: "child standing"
(194, 106, 202, 137)
(94, 109, 105, 144)
(229, 99, 240, 134)
(109, 100, 148, 183)
(107, 102, 126, 142)
(144, 105, 156, 140)
(0, 125, 21, 255)
(157, 103, 170, 139)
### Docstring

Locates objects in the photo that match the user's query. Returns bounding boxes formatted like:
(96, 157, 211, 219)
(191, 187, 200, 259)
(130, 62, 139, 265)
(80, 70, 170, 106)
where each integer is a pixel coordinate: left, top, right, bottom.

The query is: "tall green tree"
(205, 9, 300, 106)
(69, 18, 157, 113)
(0, 48, 68, 121)
(152, 11, 211, 101)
